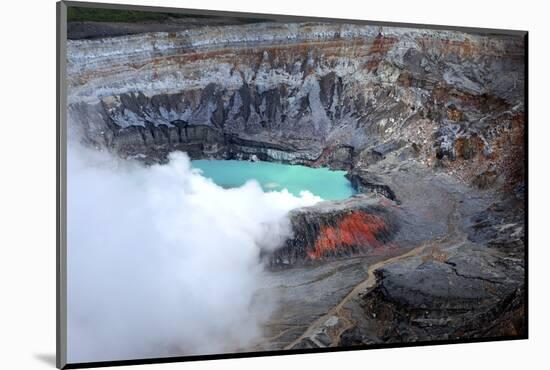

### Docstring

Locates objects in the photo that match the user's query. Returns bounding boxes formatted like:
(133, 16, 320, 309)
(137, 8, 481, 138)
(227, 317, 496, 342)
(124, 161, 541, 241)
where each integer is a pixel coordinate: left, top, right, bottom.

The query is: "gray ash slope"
(67, 19, 526, 349)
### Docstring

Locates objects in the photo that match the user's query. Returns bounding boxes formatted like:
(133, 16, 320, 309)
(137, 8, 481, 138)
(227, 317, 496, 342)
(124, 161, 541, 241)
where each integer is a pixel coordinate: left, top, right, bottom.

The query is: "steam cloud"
(67, 144, 321, 362)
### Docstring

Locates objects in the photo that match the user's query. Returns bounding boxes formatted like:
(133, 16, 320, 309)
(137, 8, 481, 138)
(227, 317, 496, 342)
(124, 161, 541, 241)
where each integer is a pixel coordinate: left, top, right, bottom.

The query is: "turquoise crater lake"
(192, 160, 356, 200)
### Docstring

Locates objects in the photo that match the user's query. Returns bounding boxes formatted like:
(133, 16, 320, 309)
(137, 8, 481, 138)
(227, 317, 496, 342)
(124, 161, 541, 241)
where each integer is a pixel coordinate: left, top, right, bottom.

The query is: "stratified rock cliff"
(67, 17, 526, 351)
(67, 22, 524, 184)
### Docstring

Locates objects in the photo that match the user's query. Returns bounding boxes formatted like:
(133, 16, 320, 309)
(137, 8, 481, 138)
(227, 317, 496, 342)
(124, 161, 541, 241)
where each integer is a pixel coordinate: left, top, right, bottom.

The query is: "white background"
(0, 0, 547, 368)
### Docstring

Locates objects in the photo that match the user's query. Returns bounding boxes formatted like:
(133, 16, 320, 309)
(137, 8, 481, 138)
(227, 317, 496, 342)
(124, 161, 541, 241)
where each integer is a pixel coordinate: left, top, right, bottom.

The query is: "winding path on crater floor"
(284, 190, 467, 349)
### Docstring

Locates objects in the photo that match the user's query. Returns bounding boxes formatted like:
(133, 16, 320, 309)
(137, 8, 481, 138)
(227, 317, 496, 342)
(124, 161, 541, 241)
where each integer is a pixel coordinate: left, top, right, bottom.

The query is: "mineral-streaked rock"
(67, 21, 525, 185)
(267, 194, 399, 266)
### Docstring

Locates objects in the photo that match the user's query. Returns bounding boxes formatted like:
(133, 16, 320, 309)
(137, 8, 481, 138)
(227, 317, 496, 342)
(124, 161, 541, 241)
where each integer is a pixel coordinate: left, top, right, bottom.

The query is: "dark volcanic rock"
(340, 245, 525, 345)
(346, 169, 397, 201)
(466, 198, 525, 258)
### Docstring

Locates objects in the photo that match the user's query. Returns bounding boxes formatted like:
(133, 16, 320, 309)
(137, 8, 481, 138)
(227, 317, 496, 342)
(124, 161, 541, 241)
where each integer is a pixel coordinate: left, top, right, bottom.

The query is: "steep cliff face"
(67, 22, 525, 187)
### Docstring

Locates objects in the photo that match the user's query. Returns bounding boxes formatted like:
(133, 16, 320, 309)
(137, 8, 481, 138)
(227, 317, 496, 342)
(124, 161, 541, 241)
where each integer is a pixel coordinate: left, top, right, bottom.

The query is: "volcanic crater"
(67, 14, 526, 351)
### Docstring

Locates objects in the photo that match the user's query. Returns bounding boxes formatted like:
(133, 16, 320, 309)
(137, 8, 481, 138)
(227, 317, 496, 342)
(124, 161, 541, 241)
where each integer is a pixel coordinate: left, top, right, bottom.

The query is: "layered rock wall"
(67, 22, 525, 189)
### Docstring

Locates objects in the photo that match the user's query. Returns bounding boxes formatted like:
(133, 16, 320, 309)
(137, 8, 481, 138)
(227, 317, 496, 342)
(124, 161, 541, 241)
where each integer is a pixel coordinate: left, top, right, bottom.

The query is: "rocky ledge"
(267, 195, 399, 266)
(341, 246, 524, 345)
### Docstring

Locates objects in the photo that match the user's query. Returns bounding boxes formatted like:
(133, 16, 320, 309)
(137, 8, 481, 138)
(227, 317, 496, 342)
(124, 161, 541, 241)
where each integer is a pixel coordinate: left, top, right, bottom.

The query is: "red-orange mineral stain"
(307, 212, 388, 260)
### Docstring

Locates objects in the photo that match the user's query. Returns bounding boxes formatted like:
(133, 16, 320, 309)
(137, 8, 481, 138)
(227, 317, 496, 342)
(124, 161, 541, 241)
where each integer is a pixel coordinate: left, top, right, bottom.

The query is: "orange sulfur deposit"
(307, 211, 388, 260)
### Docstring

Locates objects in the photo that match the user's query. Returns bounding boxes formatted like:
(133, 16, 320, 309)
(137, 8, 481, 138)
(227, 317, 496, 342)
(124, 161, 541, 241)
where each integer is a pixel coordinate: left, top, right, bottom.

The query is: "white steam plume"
(67, 145, 321, 363)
